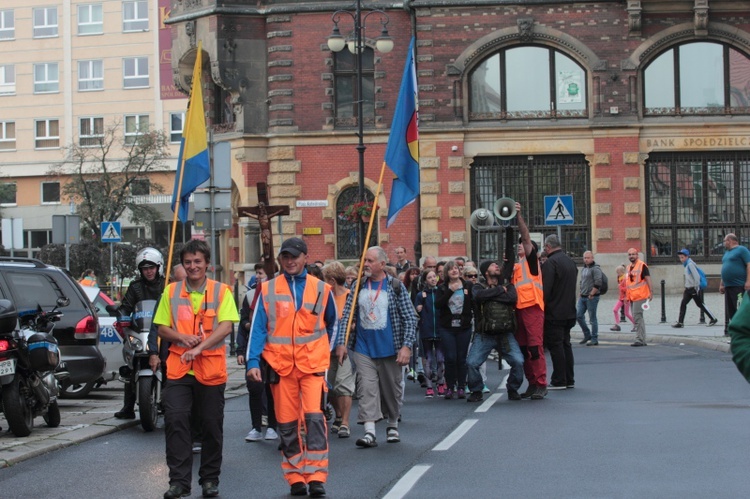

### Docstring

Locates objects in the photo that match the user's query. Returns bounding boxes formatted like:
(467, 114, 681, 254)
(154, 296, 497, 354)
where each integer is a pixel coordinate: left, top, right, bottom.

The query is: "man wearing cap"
(247, 237, 337, 498)
(673, 248, 717, 328)
(626, 248, 653, 347)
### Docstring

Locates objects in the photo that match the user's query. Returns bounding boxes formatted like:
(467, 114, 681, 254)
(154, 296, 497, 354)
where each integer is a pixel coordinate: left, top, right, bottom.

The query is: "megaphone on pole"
(493, 197, 517, 221)
(469, 208, 495, 230)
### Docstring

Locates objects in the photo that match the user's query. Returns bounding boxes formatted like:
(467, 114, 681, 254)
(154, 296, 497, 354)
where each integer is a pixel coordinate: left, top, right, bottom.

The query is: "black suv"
(0, 257, 105, 398)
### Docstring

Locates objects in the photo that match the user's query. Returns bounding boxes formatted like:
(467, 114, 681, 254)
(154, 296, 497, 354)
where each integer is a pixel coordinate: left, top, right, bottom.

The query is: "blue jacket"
(415, 286, 439, 340)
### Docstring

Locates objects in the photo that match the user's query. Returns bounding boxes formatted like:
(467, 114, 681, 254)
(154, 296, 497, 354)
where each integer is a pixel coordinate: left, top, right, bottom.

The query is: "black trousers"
(247, 375, 277, 431)
(544, 319, 575, 387)
(678, 288, 715, 323)
(163, 375, 225, 489)
(725, 286, 745, 332)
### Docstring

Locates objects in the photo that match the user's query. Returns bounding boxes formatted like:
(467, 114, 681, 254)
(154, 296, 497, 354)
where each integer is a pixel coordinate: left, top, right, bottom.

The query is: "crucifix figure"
(238, 182, 290, 279)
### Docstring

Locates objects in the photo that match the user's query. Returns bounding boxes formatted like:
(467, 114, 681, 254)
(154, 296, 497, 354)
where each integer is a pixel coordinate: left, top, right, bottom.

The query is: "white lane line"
(474, 373, 509, 413)
(432, 419, 478, 451)
(382, 464, 432, 499)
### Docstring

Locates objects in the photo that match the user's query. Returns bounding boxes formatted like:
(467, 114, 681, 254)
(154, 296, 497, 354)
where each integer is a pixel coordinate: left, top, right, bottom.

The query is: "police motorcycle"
(0, 299, 70, 437)
(112, 300, 160, 432)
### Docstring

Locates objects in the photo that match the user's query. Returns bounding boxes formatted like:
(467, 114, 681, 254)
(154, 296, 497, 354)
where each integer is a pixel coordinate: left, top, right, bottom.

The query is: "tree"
(49, 121, 172, 239)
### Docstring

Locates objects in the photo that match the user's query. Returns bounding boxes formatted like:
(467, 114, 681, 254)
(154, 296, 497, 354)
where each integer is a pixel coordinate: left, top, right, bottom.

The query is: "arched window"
(643, 42, 750, 116)
(336, 186, 377, 260)
(469, 45, 587, 120)
(334, 47, 375, 128)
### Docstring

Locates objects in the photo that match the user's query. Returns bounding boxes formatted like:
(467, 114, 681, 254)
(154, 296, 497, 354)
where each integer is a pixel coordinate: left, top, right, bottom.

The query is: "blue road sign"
(100, 221, 121, 243)
(544, 195, 574, 226)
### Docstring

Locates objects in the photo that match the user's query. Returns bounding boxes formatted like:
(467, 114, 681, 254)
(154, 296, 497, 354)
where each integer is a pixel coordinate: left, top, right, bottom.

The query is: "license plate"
(0, 358, 15, 376)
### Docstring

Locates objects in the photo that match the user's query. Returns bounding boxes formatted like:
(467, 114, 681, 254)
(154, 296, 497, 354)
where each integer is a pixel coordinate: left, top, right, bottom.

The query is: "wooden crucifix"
(238, 182, 290, 279)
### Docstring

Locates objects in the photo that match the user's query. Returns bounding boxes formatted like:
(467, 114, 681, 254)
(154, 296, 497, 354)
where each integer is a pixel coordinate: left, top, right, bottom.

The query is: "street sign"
(52, 215, 80, 244)
(544, 195, 574, 226)
(1, 218, 23, 249)
(296, 200, 328, 208)
(101, 221, 122, 242)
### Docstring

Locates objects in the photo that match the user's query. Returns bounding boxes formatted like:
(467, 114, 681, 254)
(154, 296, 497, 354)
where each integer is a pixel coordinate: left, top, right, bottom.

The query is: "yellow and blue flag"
(171, 41, 210, 223)
(385, 37, 419, 228)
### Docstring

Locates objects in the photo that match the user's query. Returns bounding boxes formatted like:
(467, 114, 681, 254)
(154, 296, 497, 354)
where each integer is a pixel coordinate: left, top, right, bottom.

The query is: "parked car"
(82, 286, 125, 385)
(0, 257, 106, 398)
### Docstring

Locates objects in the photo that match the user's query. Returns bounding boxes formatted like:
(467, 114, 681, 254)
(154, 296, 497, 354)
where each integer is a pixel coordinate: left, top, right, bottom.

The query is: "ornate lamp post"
(327, 1, 393, 252)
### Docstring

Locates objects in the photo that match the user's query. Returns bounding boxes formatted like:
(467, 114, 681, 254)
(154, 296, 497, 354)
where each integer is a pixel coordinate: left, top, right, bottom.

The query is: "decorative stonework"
(421, 207, 441, 219)
(267, 173, 295, 185)
(596, 228, 613, 240)
(421, 157, 440, 169)
(267, 31, 292, 39)
(422, 232, 442, 244)
(694, 0, 709, 35)
(449, 206, 466, 218)
(626, 0, 642, 36)
(267, 147, 295, 161)
(270, 185, 302, 198)
(450, 232, 467, 244)
(624, 202, 641, 214)
(322, 209, 334, 219)
(269, 160, 301, 173)
(448, 157, 464, 168)
(623, 177, 640, 189)
(594, 153, 611, 166)
(421, 182, 441, 195)
(623, 152, 640, 164)
(594, 178, 612, 190)
(595, 203, 612, 215)
(379, 233, 390, 244)
(448, 182, 464, 194)
(325, 234, 335, 245)
(625, 228, 641, 240)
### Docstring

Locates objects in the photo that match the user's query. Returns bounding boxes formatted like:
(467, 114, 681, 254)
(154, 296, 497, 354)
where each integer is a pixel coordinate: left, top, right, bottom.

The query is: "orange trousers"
(270, 366, 329, 485)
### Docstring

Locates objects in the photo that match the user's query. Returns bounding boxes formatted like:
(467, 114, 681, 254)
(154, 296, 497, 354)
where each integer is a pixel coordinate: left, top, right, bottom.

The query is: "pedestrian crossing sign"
(544, 195, 574, 226)
(100, 221, 121, 243)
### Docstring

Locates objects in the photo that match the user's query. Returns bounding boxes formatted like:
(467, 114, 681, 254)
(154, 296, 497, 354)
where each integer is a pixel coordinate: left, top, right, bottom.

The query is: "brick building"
(166, 0, 750, 289)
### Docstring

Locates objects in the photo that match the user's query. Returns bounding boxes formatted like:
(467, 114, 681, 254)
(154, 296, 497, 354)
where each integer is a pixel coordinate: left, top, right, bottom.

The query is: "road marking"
(382, 464, 432, 499)
(432, 419, 477, 451)
(474, 373, 509, 413)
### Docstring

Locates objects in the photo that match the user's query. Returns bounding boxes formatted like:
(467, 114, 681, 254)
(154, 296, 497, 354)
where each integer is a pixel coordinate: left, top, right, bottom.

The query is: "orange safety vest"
(165, 279, 229, 386)
(261, 275, 331, 377)
(513, 259, 545, 311)
(626, 259, 651, 302)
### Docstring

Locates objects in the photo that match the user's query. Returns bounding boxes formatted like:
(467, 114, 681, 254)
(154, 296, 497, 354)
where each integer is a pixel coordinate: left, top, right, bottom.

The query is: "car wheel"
(59, 380, 97, 399)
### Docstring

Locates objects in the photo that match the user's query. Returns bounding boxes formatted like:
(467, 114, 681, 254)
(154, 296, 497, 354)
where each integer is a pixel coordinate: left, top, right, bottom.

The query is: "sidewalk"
(0, 291, 733, 468)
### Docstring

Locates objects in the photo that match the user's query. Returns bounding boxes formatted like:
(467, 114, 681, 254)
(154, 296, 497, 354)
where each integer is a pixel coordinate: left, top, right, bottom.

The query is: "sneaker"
(507, 389, 521, 401)
(386, 427, 400, 443)
(355, 432, 378, 448)
(164, 485, 191, 499)
(417, 372, 427, 387)
(425, 388, 435, 398)
(578, 337, 590, 345)
(201, 481, 219, 498)
(708, 318, 718, 326)
(531, 385, 547, 400)
(406, 369, 416, 381)
(467, 391, 483, 402)
(610, 325, 621, 331)
(521, 384, 536, 399)
(265, 428, 279, 440)
(290, 482, 307, 496)
(547, 384, 567, 390)
(482, 384, 491, 394)
(457, 388, 466, 399)
(631, 327, 637, 332)
(437, 384, 446, 397)
(308, 481, 326, 498)
(631, 341, 646, 347)
(192, 442, 202, 454)
(587, 340, 599, 346)
(245, 428, 262, 442)
(444, 389, 454, 400)
(671, 322, 684, 328)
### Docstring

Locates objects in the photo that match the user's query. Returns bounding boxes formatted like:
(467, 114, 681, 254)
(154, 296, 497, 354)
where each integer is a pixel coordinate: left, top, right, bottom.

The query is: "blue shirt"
(353, 279, 396, 359)
(721, 245, 750, 287)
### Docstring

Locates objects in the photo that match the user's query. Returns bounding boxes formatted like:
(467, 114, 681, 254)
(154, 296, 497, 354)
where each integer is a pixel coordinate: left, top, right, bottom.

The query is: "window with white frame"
(78, 4, 103, 35)
(170, 112, 184, 142)
(123, 57, 148, 88)
(33, 7, 58, 38)
(78, 60, 103, 91)
(0, 10, 14, 40)
(0, 121, 15, 151)
(0, 183, 17, 205)
(79, 117, 104, 147)
(124, 114, 148, 145)
(35, 119, 60, 149)
(0, 65, 14, 95)
(41, 181, 60, 204)
(123, 1, 148, 32)
(34, 63, 59, 93)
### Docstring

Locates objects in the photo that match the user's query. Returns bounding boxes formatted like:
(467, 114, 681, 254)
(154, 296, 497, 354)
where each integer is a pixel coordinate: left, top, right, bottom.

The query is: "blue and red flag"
(171, 41, 210, 223)
(384, 37, 419, 228)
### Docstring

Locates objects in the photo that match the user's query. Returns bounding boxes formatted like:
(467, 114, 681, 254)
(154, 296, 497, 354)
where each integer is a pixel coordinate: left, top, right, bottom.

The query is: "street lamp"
(327, 1, 393, 252)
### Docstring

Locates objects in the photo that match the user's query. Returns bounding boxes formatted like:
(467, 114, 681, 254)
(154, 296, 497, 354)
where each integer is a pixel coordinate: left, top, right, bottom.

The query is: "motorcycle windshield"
(132, 300, 157, 332)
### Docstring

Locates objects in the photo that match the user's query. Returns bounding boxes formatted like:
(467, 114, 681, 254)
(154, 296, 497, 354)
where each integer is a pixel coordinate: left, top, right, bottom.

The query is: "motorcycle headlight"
(128, 334, 144, 351)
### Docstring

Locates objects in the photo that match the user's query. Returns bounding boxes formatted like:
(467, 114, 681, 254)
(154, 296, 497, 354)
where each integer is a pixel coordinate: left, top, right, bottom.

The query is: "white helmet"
(135, 247, 164, 277)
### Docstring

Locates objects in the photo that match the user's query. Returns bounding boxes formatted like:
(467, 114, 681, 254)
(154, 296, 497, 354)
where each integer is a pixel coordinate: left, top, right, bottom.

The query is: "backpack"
(696, 266, 708, 290)
(475, 284, 516, 335)
(596, 265, 608, 295)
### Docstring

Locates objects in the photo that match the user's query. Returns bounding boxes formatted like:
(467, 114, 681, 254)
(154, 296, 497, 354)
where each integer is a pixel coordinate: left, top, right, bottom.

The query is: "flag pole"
(165, 154, 188, 287)
(343, 161, 388, 347)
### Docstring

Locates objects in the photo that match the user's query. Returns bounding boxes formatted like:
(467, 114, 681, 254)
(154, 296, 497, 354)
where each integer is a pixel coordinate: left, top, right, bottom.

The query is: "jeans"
(576, 295, 600, 341)
(438, 327, 471, 390)
(466, 332, 524, 393)
(678, 288, 716, 323)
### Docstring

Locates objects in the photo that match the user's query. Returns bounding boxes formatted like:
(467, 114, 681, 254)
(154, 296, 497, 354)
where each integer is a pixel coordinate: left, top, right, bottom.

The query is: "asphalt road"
(1, 339, 749, 498)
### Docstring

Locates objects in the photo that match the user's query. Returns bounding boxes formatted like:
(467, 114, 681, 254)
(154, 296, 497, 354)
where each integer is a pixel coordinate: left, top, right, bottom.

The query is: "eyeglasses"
(466, 274, 478, 278)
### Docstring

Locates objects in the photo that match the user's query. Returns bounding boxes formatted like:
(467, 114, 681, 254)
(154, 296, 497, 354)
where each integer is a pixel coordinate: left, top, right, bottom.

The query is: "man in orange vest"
(626, 248, 653, 347)
(153, 240, 239, 499)
(247, 237, 337, 498)
(513, 203, 547, 400)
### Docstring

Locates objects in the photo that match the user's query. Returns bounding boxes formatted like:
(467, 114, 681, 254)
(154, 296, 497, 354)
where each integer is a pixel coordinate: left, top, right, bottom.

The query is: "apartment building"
(0, 0, 189, 256)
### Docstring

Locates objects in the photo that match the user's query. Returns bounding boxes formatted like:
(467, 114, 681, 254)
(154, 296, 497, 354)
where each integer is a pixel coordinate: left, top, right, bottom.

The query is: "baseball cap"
(677, 248, 690, 256)
(279, 237, 307, 257)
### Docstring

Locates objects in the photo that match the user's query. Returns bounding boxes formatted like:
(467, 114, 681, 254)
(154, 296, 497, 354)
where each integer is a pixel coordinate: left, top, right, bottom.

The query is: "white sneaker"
(265, 428, 279, 440)
(245, 428, 262, 442)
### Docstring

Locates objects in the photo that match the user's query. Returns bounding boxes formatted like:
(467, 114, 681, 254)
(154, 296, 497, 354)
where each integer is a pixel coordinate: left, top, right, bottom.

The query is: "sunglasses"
(466, 274, 478, 278)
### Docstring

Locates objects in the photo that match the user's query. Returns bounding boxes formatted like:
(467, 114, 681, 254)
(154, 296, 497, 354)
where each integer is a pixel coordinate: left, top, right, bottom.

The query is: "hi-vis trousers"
(270, 366, 329, 485)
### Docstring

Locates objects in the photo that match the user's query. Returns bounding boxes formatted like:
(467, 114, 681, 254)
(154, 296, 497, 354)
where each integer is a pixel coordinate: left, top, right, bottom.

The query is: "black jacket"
(434, 279, 473, 331)
(119, 276, 165, 317)
(541, 248, 578, 323)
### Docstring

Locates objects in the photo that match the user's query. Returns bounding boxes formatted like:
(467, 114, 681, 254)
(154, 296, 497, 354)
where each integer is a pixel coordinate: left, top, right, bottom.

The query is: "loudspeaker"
(493, 197, 517, 221)
(469, 208, 495, 230)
